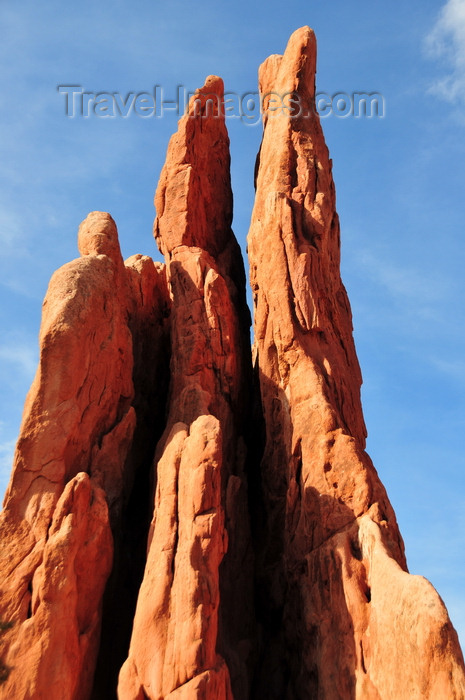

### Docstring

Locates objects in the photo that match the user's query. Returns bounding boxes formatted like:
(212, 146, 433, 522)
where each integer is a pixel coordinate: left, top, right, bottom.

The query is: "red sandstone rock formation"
(0, 212, 128, 699)
(247, 26, 465, 699)
(0, 26, 464, 700)
(118, 75, 254, 700)
(0, 213, 168, 699)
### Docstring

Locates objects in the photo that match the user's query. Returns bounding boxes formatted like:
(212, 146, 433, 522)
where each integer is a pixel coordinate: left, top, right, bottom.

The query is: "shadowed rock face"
(247, 27, 465, 699)
(1, 27, 464, 700)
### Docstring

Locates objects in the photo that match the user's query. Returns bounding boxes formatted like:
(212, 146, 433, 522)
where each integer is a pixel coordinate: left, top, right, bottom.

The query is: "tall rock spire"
(0, 212, 170, 699)
(118, 76, 255, 700)
(247, 26, 465, 698)
(0, 212, 135, 698)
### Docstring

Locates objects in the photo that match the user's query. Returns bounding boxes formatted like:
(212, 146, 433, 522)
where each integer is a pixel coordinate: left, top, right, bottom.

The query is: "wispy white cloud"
(0, 208, 27, 252)
(0, 440, 15, 478)
(0, 342, 35, 500)
(0, 428, 15, 502)
(425, 0, 465, 104)
(355, 249, 450, 307)
(0, 341, 38, 379)
(429, 357, 465, 383)
(346, 248, 465, 378)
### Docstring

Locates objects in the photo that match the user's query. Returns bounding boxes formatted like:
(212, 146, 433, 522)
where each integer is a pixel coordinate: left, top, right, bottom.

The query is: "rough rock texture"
(118, 75, 254, 700)
(0, 213, 169, 699)
(247, 26, 465, 699)
(1, 27, 464, 700)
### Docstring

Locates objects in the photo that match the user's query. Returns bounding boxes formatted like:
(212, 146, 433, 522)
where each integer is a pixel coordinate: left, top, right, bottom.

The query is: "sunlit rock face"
(245, 26, 465, 700)
(1, 28, 464, 700)
(119, 75, 254, 700)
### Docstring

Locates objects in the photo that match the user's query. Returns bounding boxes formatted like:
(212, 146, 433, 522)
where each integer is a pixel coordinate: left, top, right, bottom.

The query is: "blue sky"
(1, 0, 464, 647)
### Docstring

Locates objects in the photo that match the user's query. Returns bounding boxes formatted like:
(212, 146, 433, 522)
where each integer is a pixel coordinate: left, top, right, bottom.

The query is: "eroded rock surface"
(247, 26, 465, 699)
(118, 75, 254, 700)
(0, 213, 169, 699)
(0, 212, 135, 698)
(0, 28, 464, 700)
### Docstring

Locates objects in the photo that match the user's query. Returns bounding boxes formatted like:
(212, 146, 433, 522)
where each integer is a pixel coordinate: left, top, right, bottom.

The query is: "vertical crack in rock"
(247, 26, 465, 699)
(92, 254, 171, 698)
